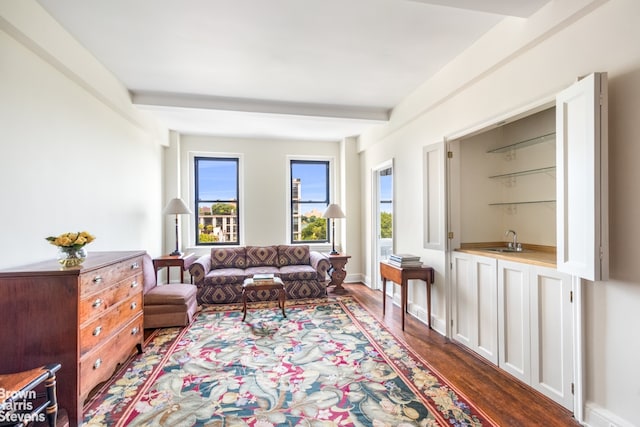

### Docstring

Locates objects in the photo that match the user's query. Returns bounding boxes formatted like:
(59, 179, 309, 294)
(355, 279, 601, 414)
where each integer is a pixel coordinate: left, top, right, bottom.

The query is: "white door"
(498, 260, 531, 383)
(373, 161, 393, 290)
(556, 72, 609, 281)
(451, 252, 498, 364)
(451, 251, 473, 348)
(475, 256, 499, 364)
(530, 266, 573, 410)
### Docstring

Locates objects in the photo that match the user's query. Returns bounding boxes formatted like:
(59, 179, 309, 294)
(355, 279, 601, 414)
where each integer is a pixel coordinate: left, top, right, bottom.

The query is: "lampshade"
(322, 204, 345, 219)
(163, 198, 192, 215)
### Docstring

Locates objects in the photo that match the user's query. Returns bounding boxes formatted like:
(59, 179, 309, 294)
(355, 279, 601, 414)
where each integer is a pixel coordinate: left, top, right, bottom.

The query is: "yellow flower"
(80, 231, 95, 243)
(58, 236, 73, 246)
(46, 231, 96, 248)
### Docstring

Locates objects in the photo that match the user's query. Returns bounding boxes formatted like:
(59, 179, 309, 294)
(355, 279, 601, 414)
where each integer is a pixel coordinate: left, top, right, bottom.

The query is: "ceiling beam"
(132, 91, 390, 122)
(403, 0, 550, 18)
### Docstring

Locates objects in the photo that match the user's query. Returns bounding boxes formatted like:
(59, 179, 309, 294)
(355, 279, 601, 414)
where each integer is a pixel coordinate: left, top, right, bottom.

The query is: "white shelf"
(489, 200, 556, 206)
(489, 166, 556, 180)
(487, 132, 555, 154)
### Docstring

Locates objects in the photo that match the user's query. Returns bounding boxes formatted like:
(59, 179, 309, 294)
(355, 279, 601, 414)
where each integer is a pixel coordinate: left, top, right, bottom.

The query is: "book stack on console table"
(252, 273, 276, 284)
(388, 254, 423, 268)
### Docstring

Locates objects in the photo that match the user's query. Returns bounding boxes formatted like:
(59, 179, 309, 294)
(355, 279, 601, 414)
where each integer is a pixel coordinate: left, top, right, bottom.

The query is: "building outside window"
(290, 160, 330, 243)
(379, 166, 393, 258)
(194, 157, 239, 245)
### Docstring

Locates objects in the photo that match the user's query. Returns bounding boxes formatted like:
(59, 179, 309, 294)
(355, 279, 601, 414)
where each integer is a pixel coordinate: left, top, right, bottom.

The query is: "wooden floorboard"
(340, 283, 579, 427)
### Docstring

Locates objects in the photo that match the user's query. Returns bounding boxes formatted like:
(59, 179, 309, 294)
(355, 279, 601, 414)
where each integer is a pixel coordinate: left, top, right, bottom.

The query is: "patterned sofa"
(189, 245, 330, 304)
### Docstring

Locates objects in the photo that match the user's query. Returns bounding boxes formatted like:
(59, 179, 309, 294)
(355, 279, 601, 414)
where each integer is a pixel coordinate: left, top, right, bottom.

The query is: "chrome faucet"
(505, 229, 519, 251)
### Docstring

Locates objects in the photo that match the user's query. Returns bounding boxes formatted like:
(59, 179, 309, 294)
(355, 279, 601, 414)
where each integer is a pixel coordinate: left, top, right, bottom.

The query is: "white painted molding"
(132, 91, 390, 122)
(584, 401, 635, 427)
(344, 273, 364, 284)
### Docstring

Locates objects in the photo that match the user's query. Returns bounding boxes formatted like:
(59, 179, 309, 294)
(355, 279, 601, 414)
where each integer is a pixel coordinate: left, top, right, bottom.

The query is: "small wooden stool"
(241, 277, 286, 321)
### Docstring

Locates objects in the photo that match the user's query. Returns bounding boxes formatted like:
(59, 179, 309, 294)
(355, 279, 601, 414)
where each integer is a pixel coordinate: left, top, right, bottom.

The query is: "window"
(194, 157, 239, 245)
(379, 167, 393, 239)
(290, 160, 330, 243)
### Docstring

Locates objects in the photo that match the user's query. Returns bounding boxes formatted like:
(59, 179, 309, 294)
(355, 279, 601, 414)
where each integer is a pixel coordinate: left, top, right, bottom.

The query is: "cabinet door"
(451, 252, 474, 348)
(530, 266, 573, 410)
(474, 255, 498, 364)
(556, 72, 608, 281)
(498, 260, 530, 383)
(451, 252, 498, 364)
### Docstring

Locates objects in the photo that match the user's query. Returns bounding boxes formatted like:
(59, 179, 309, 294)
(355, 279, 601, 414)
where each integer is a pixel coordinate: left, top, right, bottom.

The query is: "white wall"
(174, 135, 360, 276)
(0, 1, 167, 268)
(358, 0, 640, 425)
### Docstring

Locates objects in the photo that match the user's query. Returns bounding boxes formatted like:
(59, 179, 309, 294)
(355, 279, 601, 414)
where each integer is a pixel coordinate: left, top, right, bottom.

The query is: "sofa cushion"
(211, 247, 246, 269)
(145, 284, 197, 306)
(279, 264, 318, 281)
(246, 245, 279, 267)
(204, 268, 247, 285)
(278, 245, 310, 266)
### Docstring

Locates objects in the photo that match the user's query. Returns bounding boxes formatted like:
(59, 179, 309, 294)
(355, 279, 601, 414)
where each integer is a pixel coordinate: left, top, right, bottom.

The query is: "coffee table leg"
(280, 289, 286, 318)
(242, 289, 247, 321)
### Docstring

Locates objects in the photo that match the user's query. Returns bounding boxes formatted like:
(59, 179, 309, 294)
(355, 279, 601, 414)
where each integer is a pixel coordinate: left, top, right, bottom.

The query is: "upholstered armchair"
(142, 253, 198, 328)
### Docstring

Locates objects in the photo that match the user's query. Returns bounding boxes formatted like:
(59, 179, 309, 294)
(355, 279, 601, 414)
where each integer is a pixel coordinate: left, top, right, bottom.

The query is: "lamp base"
(169, 250, 183, 256)
(329, 250, 339, 255)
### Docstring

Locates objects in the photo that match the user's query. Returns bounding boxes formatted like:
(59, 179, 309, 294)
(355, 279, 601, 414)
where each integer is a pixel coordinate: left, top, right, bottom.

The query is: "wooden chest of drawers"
(0, 251, 145, 427)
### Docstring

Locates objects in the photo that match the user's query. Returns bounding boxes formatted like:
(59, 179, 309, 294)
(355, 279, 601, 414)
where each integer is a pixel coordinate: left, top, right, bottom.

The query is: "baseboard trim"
(584, 401, 635, 427)
(344, 273, 364, 284)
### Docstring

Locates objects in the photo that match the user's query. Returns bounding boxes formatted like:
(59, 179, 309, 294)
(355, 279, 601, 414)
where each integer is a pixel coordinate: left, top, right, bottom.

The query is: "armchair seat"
(143, 254, 198, 329)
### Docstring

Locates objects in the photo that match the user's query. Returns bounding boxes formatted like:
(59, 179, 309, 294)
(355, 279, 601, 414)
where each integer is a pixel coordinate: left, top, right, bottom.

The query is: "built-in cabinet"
(444, 72, 608, 415)
(529, 265, 573, 409)
(451, 251, 498, 364)
(500, 259, 574, 410)
(452, 253, 573, 410)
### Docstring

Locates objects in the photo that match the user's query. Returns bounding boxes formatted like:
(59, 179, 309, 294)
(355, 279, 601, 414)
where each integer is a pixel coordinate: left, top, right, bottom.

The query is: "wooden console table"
(326, 254, 351, 294)
(380, 261, 435, 330)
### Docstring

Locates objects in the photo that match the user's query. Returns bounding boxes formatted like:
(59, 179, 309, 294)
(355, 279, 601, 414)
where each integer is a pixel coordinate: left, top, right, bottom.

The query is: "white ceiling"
(36, 0, 550, 141)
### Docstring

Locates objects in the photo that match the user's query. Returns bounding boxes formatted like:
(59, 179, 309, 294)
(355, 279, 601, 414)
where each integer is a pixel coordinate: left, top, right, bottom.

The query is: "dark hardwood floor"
(341, 283, 579, 427)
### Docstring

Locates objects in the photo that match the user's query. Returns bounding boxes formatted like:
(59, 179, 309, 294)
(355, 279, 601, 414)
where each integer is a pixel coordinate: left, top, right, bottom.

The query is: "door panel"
(556, 72, 608, 280)
(530, 266, 573, 410)
(498, 260, 530, 383)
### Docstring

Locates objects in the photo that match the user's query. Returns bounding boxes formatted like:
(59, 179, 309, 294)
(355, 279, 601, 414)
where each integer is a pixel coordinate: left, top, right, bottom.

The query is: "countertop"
(456, 242, 557, 268)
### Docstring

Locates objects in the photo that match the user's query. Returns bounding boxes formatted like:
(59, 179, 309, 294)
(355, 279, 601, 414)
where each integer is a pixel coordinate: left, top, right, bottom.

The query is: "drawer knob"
(92, 326, 102, 336)
(93, 358, 102, 369)
(92, 275, 103, 284)
(130, 302, 137, 310)
(92, 298, 103, 308)
(130, 281, 139, 288)
(130, 262, 139, 270)
(131, 327, 140, 335)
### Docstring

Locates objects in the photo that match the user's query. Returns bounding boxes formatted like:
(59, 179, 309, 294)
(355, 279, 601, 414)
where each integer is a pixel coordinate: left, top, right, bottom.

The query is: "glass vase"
(57, 246, 87, 268)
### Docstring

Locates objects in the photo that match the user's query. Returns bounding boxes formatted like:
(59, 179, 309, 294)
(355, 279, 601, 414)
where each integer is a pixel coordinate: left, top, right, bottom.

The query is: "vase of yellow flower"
(46, 231, 96, 268)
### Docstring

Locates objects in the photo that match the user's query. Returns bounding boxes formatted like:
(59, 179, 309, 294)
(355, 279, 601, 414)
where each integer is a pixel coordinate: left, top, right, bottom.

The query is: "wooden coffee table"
(241, 277, 286, 321)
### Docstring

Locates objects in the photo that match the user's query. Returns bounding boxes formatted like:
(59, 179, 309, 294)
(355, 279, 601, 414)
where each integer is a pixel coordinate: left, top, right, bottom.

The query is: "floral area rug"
(83, 297, 496, 426)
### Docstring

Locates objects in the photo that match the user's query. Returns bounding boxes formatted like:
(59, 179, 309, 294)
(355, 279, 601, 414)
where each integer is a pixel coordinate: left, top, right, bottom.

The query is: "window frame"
(194, 156, 240, 246)
(289, 159, 331, 244)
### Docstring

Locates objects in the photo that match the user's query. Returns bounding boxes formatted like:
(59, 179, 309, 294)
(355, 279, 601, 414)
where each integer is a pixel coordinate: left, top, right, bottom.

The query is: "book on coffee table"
(252, 273, 275, 283)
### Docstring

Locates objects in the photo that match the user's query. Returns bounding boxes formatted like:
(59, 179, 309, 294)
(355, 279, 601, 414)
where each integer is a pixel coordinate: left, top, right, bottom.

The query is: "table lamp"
(322, 203, 345, 255)
(163, 198, 192, 256)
